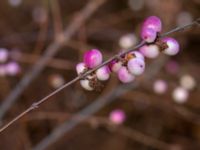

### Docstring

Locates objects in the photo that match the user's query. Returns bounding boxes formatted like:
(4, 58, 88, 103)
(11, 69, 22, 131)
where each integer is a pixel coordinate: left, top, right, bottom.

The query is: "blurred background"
(0, 0, 199, 149)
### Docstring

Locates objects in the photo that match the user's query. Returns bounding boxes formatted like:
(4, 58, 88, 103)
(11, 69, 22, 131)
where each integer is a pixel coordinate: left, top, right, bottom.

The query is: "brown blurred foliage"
(0, 0, 199, 150)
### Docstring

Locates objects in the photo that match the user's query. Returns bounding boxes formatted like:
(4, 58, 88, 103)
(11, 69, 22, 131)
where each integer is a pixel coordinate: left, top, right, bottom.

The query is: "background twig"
(0, 0, 107, 122)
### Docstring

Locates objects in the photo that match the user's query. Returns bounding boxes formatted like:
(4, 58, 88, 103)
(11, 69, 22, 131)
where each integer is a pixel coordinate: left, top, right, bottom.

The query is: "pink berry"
(0, 48, 9, 63)
(141, 27, 157, 43)
(5, 62, 20, 76)
(142, 16, 162, 32)
(162, 37, 180, 56)
(139, 44, 159, 58)
(83, 49, 103, 68)
(153, 79, 168, 94)
(127, 58, 145, 76)
(76, 62, 87, 75)
(109, 60, 122, 73)
(130, 51, 144, 60)
(117, 66, 135, 83)
(96, 65, 110, 81)
(109, 109, 126, 125)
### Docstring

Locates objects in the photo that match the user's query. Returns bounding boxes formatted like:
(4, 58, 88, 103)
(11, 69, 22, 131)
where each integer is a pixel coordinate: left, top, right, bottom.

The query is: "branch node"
(31, 102, 39, 110)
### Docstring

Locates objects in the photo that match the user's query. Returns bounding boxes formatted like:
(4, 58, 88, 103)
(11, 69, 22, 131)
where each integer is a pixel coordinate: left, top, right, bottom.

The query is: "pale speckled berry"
(127, 58, 145, 76)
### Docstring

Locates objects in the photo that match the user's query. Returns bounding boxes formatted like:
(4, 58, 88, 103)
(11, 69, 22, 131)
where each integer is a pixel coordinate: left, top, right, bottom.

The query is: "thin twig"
(50, 0, 64, 41)
(0, 9, 134, 46)
(18, 111, 173, 150)
(12, 52, 75, 70)
(0, 18, 199, 134)
(124, 84, 200, 126)
(0, 0, 107, 122)
(33, 5, 49, 54)
(114, 126, 173, 150)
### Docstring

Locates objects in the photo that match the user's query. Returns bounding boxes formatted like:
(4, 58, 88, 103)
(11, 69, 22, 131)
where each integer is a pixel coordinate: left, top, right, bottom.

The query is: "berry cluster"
(76, 49, 110, 91)
(76, 16, 180, 91)
(0, 48, 20, 76)
(139, 16, 180, 58)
